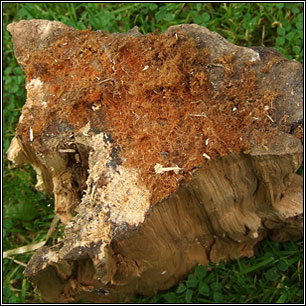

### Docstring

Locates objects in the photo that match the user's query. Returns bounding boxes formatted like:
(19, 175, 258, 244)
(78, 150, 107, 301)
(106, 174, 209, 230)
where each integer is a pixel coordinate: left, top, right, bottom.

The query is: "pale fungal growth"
(29, 127, 33, 142)
(75, 154, 80, 163)
(91, 104, 101, 111)
(142, 65, 149, 71)
(21, 54, 29, 63)
(252, 232, 259, 239)
(26, 78, 43, 90)
(205, 138, 209, 146)
(154, 163, 182, 174)
(90, 183, 97, 201)
(248, 50, 260, 62)
(103, 133, 111, 142)
(132, 111, 140, 123)
(203, 153, 210, 160)
(58, 149, 76, 153)
(232, 107, 237, 111)
(189, 113, 207, 117)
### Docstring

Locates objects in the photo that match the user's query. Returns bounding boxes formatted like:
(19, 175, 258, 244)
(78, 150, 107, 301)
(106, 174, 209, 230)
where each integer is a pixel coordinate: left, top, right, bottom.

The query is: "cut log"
(7, 20, 303, 303)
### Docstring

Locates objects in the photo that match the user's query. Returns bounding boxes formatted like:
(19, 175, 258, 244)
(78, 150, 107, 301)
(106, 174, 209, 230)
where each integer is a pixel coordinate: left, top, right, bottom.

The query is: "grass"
(2, 3, 303, 303)
(132, 239, 303, 303)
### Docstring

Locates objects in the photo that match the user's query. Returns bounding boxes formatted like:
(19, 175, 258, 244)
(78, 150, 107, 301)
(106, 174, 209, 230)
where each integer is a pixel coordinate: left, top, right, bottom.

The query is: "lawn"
(2, 3, 303, 303)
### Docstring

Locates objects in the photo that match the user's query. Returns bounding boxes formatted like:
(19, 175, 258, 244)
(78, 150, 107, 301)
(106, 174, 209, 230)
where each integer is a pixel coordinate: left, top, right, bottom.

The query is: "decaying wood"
(7, 20, 303, 303)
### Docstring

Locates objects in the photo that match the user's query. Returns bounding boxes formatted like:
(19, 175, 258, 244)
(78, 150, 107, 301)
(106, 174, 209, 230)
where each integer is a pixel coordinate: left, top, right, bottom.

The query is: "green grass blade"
(242, 257, 275, 274)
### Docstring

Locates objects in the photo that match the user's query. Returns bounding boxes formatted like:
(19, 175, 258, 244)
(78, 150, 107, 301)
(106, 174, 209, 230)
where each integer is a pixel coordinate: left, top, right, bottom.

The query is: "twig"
(189, 113, 207, 117)
(98, 78, 114, 84)
(3, 215, 59, 258)
(154, 163, 182, 174)
(7, 256, 27, 267)
(58, 149, 76, 153)
(265, 114, 274, 122)
(203, 153, 211, 160)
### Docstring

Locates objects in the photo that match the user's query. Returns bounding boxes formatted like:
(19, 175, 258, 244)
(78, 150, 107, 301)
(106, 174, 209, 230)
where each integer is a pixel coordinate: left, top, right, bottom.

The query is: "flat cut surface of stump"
(7, 20, 303, 303)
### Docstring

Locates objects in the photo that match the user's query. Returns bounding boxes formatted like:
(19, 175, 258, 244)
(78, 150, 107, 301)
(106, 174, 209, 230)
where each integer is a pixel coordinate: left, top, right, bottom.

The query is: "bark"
(7, 20, 303, 303)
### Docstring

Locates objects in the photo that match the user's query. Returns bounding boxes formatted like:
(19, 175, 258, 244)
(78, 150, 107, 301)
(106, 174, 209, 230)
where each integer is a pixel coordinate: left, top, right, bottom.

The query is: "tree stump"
(7, 20, 303, 303)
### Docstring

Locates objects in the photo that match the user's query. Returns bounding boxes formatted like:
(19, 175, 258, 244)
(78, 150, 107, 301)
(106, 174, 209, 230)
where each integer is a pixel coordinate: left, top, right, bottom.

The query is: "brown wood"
(7, 20, 303, 303)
